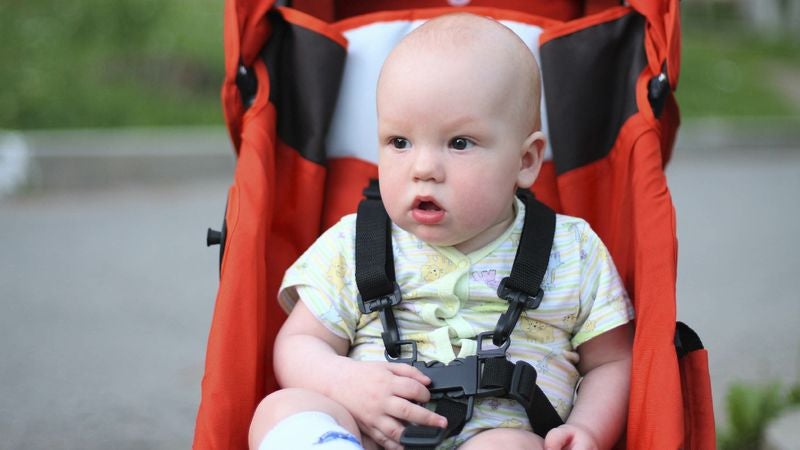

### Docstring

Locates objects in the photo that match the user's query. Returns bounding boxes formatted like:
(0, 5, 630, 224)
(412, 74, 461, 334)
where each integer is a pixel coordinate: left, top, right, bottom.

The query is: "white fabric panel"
(325, 19, 552, 164)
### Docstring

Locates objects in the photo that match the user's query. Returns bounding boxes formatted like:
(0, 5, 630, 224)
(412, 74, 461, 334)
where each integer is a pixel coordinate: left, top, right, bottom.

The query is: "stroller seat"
(195, 1, 715, 448)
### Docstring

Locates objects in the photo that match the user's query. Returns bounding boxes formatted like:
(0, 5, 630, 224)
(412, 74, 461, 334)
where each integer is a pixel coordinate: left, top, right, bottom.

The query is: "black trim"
(260, 10, 346, 165)
(675, 321, 704, 359)
(541, 12, 647, 174)
(648, 63, 671, 118)
(236, 63, 258, 108)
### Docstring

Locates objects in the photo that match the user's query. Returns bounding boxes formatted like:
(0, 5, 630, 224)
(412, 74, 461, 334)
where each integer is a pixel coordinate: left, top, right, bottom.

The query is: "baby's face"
(377, 43, 543, 254)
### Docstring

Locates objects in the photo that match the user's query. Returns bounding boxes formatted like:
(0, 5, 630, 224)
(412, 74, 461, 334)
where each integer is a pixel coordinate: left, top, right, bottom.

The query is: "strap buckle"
(358, 283, 403, 357)
(413, 357, 479, 403)
(494, 277, 543, 346)
(357, 282, 402, 314)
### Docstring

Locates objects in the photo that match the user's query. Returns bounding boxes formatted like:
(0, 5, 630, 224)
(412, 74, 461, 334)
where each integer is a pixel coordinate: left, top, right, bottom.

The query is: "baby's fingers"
(368, 417, 405, 450)
(387, 397, 447, 429)
(387, 362, 431, 386)
(391, 374, 434, 404)
(545, 424, 598, 450)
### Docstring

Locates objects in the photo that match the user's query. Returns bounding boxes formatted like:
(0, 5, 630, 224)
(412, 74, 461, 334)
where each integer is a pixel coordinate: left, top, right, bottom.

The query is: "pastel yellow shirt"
(279, 198, 633, 447)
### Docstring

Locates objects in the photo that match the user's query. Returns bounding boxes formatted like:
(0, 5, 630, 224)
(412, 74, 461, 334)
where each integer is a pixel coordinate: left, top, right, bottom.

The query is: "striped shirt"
(279, 197, 633, 447)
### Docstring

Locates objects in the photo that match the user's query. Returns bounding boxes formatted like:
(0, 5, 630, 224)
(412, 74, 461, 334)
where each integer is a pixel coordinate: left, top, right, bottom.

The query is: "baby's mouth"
(413, 197, 443, 212)
(417, 200, 442, 211)
(412, 197, 445, 225)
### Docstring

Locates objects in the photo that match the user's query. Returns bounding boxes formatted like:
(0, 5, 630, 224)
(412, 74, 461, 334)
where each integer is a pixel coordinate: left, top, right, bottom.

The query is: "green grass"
(0, 0, 224, 129)
(678, 14, 800, 118)
(1, 2, 798, 129)
(717, 381, 800, 450)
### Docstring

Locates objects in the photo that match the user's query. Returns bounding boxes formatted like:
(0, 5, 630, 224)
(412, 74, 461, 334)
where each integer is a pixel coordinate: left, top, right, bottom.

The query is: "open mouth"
(412, 197, 445, 225)
(417, 200, 442, 211)
(414, 197, 443, 212)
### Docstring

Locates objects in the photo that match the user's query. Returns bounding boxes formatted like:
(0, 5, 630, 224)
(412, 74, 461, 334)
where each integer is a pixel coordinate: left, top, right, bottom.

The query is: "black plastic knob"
(207, 228, 222, 247)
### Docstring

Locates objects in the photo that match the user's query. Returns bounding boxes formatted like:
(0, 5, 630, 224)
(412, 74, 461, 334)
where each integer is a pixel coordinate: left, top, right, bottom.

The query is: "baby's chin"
(396, 221, 459, 248)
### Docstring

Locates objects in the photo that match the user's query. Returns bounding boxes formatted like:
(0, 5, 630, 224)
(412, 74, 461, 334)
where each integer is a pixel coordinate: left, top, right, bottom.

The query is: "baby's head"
(376, 13, 546, 254)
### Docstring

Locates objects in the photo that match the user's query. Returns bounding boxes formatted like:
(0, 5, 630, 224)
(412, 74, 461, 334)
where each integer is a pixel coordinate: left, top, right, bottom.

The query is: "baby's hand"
(332, 360, 447, 450)
(544, 423, 600, 450)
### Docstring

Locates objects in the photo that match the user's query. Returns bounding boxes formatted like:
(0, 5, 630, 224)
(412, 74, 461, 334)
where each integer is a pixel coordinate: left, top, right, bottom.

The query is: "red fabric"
(195, 1, 713, 449)
(681, 349, 717, 449)
(292, 0, 583, 22)
(194, 54, 328, 448)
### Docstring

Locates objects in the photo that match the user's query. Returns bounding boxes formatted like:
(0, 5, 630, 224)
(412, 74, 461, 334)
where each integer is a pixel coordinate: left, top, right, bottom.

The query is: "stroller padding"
(325, 10, 557, 165)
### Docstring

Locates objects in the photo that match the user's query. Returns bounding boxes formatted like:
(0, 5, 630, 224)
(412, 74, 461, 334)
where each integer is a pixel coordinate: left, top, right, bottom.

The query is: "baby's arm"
(273, 301, 447, 449)
(544, 322, 633, 450)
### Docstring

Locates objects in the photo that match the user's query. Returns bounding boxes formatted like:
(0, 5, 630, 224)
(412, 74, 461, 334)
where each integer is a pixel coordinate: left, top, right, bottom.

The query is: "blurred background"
(1, 1, 799, 449)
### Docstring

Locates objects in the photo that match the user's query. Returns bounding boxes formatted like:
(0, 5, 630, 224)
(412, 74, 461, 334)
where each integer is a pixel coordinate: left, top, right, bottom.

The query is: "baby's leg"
(458, 428, 544, 450)
(249, 387, 367, 449)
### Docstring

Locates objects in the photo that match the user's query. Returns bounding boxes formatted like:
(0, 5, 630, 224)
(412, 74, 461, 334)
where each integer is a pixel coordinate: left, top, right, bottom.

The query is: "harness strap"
(481, 358, 564, 437)
(494, 190, 556, 346)
(354, 182, 564, 447)
(355, 180, 395, 299)
(355, 180, 402, 357)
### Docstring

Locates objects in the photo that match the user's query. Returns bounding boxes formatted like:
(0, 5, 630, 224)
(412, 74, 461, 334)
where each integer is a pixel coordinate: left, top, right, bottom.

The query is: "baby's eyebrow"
(443, 114, 482, 128)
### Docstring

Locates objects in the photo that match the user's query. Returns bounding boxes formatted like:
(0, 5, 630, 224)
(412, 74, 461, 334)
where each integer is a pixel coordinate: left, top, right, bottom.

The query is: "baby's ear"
(517, 131, 546, 188)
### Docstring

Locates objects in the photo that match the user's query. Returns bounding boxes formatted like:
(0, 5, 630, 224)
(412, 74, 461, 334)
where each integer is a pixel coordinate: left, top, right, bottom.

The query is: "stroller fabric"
(194, 1, 714, 448)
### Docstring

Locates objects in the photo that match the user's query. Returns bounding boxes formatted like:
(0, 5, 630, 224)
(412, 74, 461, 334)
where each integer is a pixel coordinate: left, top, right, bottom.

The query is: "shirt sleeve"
(278, 215, 361, 343)
(571, 222, 635, 348)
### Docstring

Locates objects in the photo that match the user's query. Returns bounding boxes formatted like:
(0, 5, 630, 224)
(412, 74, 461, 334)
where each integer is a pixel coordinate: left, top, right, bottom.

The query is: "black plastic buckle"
(358, 283, 403, 357)
(494, 277, 543, 346)
(508, 360, 538, 410)
(357, 283, 402, 314)
(400, 424, 448, 448)
(413, 357, 479, 400)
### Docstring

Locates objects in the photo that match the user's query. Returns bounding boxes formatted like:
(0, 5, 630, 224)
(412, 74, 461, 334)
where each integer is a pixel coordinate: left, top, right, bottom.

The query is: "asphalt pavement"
(1, 122, 799, 448)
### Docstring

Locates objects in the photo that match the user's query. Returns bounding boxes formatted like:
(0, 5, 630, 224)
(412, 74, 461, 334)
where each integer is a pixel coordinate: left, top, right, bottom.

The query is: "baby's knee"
(459, 428, 544, 450)
(249, 388, 360, 449)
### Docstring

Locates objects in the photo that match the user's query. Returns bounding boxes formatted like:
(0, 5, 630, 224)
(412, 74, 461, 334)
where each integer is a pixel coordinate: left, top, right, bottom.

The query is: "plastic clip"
(494, 277, 543, 347)
(357, 283, 402, 314)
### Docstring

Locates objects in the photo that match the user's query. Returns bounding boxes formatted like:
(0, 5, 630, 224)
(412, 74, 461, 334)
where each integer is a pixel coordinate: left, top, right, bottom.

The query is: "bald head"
(378, 13, 542, 134)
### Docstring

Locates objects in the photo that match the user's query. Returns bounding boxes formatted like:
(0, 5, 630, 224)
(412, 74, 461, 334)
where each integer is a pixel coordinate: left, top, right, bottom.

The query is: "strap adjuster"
(357, 283, 402, 314)
(509, 360, 538, 410)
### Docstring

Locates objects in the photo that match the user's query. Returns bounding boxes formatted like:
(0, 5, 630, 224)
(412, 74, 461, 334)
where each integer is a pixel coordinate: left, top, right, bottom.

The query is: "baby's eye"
(449, 137, 474, 150)
(390, 137, 411, 149)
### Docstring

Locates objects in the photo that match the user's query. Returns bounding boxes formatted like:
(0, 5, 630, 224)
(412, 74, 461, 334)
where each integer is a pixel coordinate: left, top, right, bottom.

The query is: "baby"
(250, 13, 634, 450)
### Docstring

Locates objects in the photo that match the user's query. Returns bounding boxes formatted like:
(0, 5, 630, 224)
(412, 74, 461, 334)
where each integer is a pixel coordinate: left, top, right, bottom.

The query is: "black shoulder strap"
(506, 190, 556, 297)
(493, 190, 556, 346)
(355, 179, 395, 300)
(354, 180, 403, 357)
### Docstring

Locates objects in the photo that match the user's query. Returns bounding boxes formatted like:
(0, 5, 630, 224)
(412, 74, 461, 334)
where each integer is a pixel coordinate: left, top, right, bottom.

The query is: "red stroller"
(196, 1, 715, 448)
